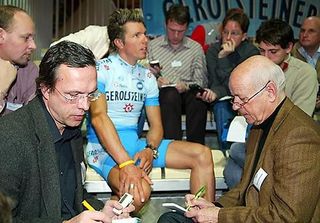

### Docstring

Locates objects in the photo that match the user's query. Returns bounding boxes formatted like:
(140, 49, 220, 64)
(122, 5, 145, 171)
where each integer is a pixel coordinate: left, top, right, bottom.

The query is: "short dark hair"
(36, 41, 96, 95)
(107, 8, 144, 53)
(222, 8, 249, 33)
(0, 5, 27, 31)
(165, 4, 190, 26)
(256, 19, 294, 49)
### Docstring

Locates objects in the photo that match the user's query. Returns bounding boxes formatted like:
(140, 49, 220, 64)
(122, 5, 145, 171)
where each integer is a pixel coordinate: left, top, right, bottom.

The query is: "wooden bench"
(84, 150, 228, 194)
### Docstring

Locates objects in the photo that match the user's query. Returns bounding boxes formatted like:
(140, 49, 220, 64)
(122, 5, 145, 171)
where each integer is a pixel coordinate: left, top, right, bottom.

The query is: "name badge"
(253, 168, 268, 191)
(80, 162, 86, 185)
(171, 60, 182, 67)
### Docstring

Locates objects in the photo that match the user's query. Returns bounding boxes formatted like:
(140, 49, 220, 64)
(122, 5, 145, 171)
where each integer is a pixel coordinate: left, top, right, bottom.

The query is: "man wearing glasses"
(224, 18, 320, 189)
(0, 41, 134, 222)
(158, 55, 320, 223)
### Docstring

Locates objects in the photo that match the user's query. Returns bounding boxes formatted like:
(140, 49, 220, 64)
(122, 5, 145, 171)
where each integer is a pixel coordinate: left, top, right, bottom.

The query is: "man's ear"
(0, 28, 6, 43)
(114, 38, 124, 50)
(40, 84, 51, 100)
(241, 32, 248, 41)
(266, 81, 277, 102)
(285, 42, 293, 54)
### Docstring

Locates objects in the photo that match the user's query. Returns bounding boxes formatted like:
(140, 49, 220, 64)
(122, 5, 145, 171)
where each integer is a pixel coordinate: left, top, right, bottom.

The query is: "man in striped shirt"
(148, 4, 208, 144)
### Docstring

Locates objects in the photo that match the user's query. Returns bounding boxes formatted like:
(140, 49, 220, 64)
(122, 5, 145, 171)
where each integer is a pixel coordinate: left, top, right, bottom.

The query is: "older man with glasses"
(158, 55, 320, 223)
(224, 18, 319, 189)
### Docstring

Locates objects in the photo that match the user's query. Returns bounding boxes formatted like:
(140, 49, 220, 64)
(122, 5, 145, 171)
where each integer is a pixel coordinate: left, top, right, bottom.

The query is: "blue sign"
(142, 0, 320, 38)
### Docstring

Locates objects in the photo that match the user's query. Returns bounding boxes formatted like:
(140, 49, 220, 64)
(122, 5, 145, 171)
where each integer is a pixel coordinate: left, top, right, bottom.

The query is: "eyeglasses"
(54, 87, 101, 104)
(222, 30, 242, 37)
(231, 81, 270, 107)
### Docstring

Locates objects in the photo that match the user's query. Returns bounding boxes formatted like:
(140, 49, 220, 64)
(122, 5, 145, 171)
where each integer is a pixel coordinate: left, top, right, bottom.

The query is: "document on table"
(226, 116, 248, 143)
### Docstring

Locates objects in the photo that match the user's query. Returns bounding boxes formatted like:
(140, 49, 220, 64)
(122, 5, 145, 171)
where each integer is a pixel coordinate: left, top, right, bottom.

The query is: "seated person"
(158, 55, 320, 223)
(148, 4, 208, 145)
(256, 19, 318, 116)
(292, 16, 320, 113)
(0, 40, 134, 222)
(292, 16, 320, 81)
(199, 8, 259, 151)
(86, 9, 215, 213)
(224, 18, 319, 189)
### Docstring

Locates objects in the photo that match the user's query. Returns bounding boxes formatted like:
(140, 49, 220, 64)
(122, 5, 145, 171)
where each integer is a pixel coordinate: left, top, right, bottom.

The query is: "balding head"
(299, 16, 320, 52)
(229, 55, 286, 125)
(230, 55, 285, 94)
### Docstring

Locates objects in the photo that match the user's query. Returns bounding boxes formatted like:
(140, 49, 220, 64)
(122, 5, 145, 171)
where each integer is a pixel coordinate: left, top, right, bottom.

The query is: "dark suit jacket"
(218, 98, 320, 222)
(0, 97, 92, 222)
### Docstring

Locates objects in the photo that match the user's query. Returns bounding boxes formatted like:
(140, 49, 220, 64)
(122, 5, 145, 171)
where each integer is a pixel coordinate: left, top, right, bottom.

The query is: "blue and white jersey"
(87, 54, 159, 142)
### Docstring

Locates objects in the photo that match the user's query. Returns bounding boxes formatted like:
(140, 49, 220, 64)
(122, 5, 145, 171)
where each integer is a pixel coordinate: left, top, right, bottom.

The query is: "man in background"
(0, 5, 37, 115)
(292, 16, 320, 113)
(256, 18, 318, 116)
(148, 4, 208, 144)
(292, 16, 320, 80)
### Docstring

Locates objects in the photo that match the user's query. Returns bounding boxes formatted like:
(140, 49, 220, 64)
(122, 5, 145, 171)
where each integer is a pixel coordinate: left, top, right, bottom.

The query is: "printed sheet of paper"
(226, 116, 248, 143)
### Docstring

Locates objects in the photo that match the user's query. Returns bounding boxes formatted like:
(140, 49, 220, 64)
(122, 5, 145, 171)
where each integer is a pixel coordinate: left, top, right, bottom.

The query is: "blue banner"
(142, 0, 320, 38)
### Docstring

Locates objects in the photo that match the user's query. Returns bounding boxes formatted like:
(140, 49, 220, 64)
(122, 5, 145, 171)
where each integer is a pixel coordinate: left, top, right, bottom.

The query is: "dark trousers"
(158, 212, 193, 223)
(159, 87, 207, 144)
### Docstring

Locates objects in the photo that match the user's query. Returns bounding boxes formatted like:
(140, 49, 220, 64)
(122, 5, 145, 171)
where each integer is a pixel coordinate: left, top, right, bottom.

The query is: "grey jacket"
(0, 96, 91, 223)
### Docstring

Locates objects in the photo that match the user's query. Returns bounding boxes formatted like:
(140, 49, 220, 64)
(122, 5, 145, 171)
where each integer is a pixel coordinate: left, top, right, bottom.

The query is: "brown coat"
(218, 98, 320, 223)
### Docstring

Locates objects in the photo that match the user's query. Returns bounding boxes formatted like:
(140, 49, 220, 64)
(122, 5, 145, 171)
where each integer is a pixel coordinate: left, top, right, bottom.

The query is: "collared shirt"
(41, 97, 80, 219)
(298, 46, 320, 68)
(148, 36, 208, 87)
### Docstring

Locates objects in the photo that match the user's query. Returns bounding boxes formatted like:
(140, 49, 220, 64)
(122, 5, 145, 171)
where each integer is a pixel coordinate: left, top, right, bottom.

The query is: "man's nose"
(78, 96, 90, 111)
(260, 51, 269, 59)
(29, 39, 37, 50)
(174, 31, 180, 38)
(231, 101, 241, 111)
(142, 34, 148, 43)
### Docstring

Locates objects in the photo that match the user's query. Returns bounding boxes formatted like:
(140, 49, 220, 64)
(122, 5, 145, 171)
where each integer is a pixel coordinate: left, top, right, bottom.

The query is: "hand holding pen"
(186, 185, 207, 211)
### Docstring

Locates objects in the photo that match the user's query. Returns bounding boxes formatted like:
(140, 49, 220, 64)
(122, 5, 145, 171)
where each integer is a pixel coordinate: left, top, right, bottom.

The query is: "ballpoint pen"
(82, 200, 96, 211)
(186, 185, 206, 211)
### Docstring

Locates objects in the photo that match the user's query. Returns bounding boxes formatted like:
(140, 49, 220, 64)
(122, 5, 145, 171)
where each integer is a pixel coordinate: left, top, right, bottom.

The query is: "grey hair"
(250, 57, 286, 93)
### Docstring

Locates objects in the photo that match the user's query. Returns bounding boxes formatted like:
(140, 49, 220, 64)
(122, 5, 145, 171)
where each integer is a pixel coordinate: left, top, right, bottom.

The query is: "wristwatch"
(145, 143, 159, 159)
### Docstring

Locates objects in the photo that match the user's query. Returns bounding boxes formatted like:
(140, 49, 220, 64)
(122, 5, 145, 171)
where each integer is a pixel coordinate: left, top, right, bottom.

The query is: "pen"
(186, 185, 206, 211)
(82, 200, 96, 211)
